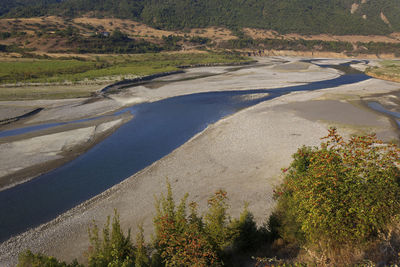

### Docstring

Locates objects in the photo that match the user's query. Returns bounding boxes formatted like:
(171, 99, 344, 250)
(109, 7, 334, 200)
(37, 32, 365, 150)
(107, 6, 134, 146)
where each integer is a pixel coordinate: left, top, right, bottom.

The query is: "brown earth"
(0, 16, 237, 53)
(241, 49, 398, 59)
(1, 16, 400, 54)
(366, 71, 400, 83)
(243, 28, 400, 43)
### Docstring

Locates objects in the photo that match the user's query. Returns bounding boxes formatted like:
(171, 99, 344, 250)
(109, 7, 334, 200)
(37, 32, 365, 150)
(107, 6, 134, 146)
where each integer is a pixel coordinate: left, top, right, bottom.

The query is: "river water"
(0, 64, 372, 242)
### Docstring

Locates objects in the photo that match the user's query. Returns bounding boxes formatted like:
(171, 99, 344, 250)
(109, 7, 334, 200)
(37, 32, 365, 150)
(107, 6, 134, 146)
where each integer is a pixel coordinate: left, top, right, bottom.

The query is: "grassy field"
(366, 60, 400, 83)
(0, 53, 249, 84)
(0, 52, 250, 100)
(0, 84, 103, 100)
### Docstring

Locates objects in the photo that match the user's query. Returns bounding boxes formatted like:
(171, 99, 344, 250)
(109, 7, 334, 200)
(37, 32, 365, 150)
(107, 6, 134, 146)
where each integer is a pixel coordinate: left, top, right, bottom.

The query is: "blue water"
(0, 116, 106, 138)
(0, 71, 370, 242)
(368, 102, 400, 128)
(368, 102, 400, 119)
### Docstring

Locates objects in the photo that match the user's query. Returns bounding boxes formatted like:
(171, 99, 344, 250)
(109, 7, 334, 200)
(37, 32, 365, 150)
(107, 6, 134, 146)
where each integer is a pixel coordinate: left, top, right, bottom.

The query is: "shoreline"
(2, 86, 398, 266)
(0, 57, 399, 266)
(0, 111, 133, 192)
(0, 60, 257, 96)
(365, 71, 400, 84)
(241, 49, 399, 60)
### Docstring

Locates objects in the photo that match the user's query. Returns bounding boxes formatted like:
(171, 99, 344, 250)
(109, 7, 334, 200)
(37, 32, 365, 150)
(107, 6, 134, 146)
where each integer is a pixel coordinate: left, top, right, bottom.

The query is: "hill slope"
(1, 0, 400, 35)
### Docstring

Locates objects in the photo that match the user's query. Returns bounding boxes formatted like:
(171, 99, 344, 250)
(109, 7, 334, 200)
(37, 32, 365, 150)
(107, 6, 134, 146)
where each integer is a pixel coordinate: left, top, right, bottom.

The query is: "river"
(0, 62, 373, 242)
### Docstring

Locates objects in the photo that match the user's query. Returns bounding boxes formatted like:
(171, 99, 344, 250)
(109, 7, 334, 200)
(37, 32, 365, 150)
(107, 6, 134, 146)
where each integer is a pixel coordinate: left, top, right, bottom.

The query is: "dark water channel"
(368, 102, 400, 127)
(0, 64, 371, 242)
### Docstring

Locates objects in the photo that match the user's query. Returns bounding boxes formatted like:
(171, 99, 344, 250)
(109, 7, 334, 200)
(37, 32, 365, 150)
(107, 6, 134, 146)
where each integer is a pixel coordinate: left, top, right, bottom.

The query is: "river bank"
(243, 49, 399, 60)
(0, 57, 399, 265)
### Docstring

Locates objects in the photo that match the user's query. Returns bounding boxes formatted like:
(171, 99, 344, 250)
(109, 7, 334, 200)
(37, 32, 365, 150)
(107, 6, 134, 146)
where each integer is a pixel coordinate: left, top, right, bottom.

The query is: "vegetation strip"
(366, 60, 400, 83)
(0, 52, 250, 100)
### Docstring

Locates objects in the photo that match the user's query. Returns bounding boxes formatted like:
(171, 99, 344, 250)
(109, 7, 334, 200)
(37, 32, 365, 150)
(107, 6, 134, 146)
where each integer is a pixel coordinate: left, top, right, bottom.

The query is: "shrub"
(18, 183, 263, 266)
(204, 190, 234, 252)
(152, 182, 219, 266)
(87, 210, 135, 267)
(229, 203, 265, 252)
(274, 128, 400, 257)
(17, 250, 83, 267)
(152, 182, 265, 266)
(134, 225, 150, 267)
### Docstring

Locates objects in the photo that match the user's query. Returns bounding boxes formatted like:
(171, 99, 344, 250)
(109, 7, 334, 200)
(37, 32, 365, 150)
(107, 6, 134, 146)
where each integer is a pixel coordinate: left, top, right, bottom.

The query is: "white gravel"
(0, 57, 399, 266)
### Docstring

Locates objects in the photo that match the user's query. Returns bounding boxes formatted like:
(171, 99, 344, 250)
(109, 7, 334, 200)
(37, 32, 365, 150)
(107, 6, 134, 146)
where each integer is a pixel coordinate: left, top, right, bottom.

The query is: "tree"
(134, 225, 150, 267)
(152, 181, 219, 266)
(204, 190, 234, 252)
(274, 128, 400, 262)
(87, 210, 135, 267)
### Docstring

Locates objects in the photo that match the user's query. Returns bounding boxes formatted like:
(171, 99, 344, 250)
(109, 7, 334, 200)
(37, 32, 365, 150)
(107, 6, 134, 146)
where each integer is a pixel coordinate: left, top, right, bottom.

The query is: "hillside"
(1, 16, 400, 57)
(1, 0, 400, 35)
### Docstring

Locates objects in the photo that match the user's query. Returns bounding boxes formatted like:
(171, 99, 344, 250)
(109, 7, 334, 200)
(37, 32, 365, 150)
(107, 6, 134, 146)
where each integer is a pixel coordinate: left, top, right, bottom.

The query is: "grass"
(0, 52, 250, 100)
(0, 84, 102, 100)
(0, 60, 98, 84)
(0, 53, 249, 84)
(366, 60, 400, 82)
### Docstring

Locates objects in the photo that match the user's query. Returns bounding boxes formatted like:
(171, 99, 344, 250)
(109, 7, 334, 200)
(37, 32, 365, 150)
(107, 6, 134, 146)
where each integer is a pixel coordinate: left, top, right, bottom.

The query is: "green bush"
(229, 203, 266, 252)
(18, 183, 264, 266)
(17, 250, 83, 267)
(152, 182, 266, 266)
(87, 210, 135, 267)
(152, 182, 220, 266)
(204, 190, 234, 252)
(274, 128, 400, 256)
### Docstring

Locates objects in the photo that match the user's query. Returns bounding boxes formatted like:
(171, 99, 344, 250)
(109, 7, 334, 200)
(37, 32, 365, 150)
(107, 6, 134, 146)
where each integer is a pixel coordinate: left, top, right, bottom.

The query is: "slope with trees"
(2, 0, 400, 35)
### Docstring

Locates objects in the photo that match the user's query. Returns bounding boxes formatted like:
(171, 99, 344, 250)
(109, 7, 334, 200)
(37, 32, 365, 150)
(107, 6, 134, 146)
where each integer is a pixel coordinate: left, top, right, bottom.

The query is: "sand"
(0, 57, 399, 266)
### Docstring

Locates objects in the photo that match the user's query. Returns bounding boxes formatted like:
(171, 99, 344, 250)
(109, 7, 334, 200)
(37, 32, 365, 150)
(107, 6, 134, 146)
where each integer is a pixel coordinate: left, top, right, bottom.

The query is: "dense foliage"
(152, 183, 266, 266)
(274, 128, 400, 261)
(18, 250, 83, 267)
(2, 0, 400, 35)
(152, 185, 221, 266)
(18, 183, 265, 266)
(72, 30, 163, 54)
(223, 38, 354, 53)
(88, 210, 135, 266)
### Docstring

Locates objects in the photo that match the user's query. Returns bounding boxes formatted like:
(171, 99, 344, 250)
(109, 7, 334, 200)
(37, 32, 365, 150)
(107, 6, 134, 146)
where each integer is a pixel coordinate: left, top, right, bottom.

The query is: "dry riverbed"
(0, 57, 399, 266)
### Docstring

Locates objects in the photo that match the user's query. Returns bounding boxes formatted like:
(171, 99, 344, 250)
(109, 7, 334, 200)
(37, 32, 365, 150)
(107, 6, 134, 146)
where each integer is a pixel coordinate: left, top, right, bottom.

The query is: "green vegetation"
(0, 52, 249, 100)
(18, 250, 83, 267)
(360, 42, 400, 57)
(223, 38, 354, 53)
(0, 59, 98, 84)
(3, 0, 400, 35)
(15, 131, 400, 265)
(366, 60, 400, 83)
(0, 53, 248, 85)
(18, 182, 267, 266)
(0, 84, 101, 100)
(71, 30, 163, 54)
(221, 36, 400, 56)
(273, 128, 400, 265)
(87, 210, 145, 267)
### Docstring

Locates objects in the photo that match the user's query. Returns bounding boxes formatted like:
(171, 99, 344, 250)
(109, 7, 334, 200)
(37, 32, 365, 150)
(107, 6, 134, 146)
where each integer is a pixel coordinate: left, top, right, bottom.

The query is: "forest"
(1, 0, 400, 35)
